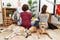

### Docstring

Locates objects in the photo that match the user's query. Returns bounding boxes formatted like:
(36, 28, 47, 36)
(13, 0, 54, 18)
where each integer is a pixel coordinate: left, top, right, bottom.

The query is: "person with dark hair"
(22, 4, 29, 11)
(34, 4, 58, 29)
(39, 5, 58, 29)
(34, 5, 49, 28)
(41, 5, 47, 13)
(39, 5, 49, 28)
(20, 4, 32, 29)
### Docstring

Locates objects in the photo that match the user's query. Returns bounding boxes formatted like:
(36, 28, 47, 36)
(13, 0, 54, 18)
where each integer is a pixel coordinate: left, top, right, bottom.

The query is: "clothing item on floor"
(48, 22, 58, 30)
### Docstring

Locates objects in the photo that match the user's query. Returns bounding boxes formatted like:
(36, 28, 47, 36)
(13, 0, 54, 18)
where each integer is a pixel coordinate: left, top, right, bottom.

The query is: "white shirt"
(39, 14, 49, 28)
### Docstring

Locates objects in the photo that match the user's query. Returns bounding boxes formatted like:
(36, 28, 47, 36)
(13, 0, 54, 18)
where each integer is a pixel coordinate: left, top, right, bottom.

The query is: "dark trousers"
(48, 22, 58, 30)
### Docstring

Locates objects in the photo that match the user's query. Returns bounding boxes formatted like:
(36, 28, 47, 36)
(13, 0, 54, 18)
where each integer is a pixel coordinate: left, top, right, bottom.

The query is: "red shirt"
(20, 12, 32, 29)
(56, 4, 60, 15)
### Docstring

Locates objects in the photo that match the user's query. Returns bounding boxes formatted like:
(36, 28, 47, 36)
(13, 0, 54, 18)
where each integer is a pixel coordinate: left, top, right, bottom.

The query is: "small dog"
(38, 22, 52, 39)
(28, 22, 52, 39)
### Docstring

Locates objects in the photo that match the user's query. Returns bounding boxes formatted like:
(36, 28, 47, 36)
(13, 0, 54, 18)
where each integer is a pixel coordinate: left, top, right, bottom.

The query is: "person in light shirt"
(12, 7, 22, 25)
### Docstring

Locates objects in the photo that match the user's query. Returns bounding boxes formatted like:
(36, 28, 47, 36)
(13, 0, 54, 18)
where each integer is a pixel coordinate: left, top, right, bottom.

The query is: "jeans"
(31, 21, 35, 26)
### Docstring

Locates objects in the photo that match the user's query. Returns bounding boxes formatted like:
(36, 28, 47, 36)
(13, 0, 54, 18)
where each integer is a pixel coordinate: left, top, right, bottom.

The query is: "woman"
(39, 5, 58, 29)
(20, 4, 32, 29)
(34, 5, 49, 28)
(39, 5, 49, 28)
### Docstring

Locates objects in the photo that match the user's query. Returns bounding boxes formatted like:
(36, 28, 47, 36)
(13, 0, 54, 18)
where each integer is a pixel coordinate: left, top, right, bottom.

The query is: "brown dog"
(28, 22, 52, 39)
(28, 26, 37, 35)
(38, 22, 52, 39)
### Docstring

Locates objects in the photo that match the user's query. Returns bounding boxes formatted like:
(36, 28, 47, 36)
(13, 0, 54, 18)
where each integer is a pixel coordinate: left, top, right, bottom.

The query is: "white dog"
(4, 24, 27, 40)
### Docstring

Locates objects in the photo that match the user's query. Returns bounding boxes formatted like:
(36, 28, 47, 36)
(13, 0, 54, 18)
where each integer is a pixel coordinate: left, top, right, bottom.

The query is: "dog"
(28, 22, 52, 39)
(3, 24, 28, 38)
(38, 22, 52, 39)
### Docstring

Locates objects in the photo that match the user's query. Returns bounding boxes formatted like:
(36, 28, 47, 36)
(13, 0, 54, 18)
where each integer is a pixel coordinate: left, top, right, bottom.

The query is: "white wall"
(56, 0, 60, 4)
(2, 0, 18, 8)
(2, 0, 29, 7)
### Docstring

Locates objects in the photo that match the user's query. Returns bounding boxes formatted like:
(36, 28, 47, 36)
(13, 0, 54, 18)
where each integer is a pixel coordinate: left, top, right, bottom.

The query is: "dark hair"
(41, 5, 47, 13)
(22, 4, 29, 11)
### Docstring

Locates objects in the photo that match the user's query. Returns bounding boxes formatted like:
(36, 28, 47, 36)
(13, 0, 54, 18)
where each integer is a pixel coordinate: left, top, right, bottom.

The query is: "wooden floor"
(0, 29, 60, 40)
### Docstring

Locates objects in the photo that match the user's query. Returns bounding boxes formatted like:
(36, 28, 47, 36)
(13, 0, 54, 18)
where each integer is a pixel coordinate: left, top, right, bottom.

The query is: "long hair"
(41, 5, 47, 13)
